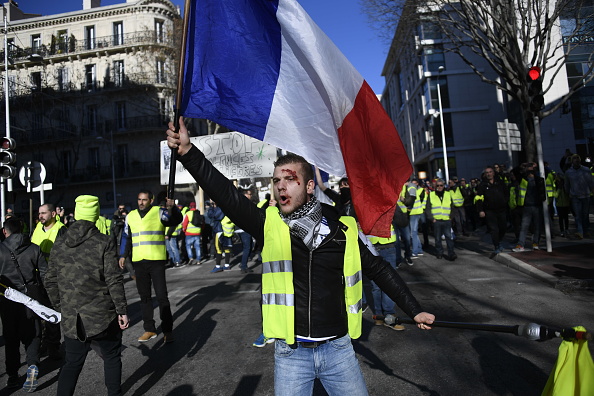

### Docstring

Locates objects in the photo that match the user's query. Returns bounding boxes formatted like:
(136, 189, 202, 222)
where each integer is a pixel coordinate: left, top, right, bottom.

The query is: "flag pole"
(167, 0, 192, 200)
(396, 317, 592, 341)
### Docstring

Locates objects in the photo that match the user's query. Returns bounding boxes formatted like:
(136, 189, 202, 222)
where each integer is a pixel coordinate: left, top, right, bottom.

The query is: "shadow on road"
(121, 281, 236, 395)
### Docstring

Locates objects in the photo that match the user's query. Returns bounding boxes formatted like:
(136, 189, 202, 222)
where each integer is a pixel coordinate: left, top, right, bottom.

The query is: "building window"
(85, 64, 96, 91)
(159, 98, 169, 123)
(422, 47, 445, 74)
(58, 67, 70, 92)
(32, 113, 43, 131)
(113, 21, 124, 45)
(57, 105, 71, 132)
(156, 58, 166, 84)
(30, 72, 42, 91)
(116, 144, 128, 175)
(31, 34, 42, 52)
(155, 19, 165, 43)
(115, 101, 126, 130)
(85, 26, 96, 50)
(62, 151, 72, 178)
(88, 147, 100, 170)
(87, 105, 97, 133)
(57, 29, 68, 53)
(113, 60, 125, 87)
(418, 16, 442, 40)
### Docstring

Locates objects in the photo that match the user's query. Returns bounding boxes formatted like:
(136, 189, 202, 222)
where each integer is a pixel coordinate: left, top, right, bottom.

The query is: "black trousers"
(133, 260, 173, 333)
(0, 299, 41, 377)
(485, 209, 507, 248)
(58, 319, 123, 396)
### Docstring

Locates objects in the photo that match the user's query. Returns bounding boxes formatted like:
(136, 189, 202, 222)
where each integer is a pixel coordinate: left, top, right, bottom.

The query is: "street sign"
(160, 132, 278, 185)
(497, 121, 522, 151)
(19, 161, 46, 191)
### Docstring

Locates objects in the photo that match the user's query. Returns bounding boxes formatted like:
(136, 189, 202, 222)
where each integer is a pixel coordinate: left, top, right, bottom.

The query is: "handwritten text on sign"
(160, 132, 278, 185)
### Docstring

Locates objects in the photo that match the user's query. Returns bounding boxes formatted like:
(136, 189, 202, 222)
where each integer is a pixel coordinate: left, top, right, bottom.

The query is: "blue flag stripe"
(181, 0, 282, 141)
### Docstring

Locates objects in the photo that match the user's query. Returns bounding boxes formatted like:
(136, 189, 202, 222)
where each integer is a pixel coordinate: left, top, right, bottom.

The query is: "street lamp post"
(2, 6, 11, 224)
(436, 66, 449, 183)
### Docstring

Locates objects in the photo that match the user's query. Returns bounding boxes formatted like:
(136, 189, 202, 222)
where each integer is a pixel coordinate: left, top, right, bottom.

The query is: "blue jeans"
(395, 225, 411, 260)
(165, 237, 181, 264)
(433, 219, 455, 256)
(274, 335, 368, 396)
(239, 231, 253, 270)
(185, 235, 201, 260)
(409, 214, 423, 255)
(518, 205, 542, 246)
(370, 246, 396, 316)
(571, 197, 590, 235)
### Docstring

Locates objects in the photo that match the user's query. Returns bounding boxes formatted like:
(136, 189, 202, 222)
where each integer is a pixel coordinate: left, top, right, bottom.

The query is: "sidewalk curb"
(493, 252, 594, 291)
(493, 252, 558, 287)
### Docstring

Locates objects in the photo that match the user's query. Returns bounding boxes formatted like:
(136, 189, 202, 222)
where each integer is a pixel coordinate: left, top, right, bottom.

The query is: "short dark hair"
(3, 217, 23, 235)
(338, 178, 349, 187)
(273, 153, 314, 183)
(41, 203, 56, 212)
(139, 190, 154, 200)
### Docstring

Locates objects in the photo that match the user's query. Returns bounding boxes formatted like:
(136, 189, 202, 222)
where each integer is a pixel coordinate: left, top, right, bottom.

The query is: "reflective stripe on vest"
(261, 206, 362, 344)
(410, 187, 424, 215)
(127, 206, 166, 262)
(367, 225, 396, 245)
(545, 173, 555, 198)
(221, 216, 234, 237)
(509, 186, 518, 210)
(449, 187, 464, 207)
(429, 192, 452, 220)
(517, 179, 528, 206)
(185, 211, 202, 235)
(31, 221, 65, 257)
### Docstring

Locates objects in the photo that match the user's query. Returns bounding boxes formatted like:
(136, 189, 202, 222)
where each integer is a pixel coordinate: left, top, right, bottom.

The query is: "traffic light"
(0, 137, 17, 179)
(527, 66, 544, 113)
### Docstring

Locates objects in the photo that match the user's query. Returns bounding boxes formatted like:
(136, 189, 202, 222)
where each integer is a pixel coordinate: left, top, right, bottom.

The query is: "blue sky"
(18, 0, 389, 94)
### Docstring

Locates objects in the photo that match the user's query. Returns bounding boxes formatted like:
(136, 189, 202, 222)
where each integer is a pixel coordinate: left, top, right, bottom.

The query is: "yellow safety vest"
(410, 187, 425, 215)
(95, 216, 109, 235)
(185, 211, 202, 235)
(509, 186, 518, 210)
(449, 187, 464, 207)
(221, 216, 235, 237)
(368, 225, 397, 245)
(31, 221, 65, 257)
(261, 206, 362, 344)
(429, 191, 452, 220)
(545, 173, 555, 200)
(127, 206, 166, 262)
(517, 179, 528, 207)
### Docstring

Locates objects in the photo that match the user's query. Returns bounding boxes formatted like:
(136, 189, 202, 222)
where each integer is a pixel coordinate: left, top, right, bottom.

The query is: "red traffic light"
(1, 137, 15, 150)
(528, 66, 541, 81)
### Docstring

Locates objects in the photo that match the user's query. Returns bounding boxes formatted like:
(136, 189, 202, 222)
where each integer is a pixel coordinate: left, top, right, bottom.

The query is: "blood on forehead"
(281, 168, 300, 185)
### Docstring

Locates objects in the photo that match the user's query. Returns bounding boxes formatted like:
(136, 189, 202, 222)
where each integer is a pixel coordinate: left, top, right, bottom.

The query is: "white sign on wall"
(160, 132, 278, 185)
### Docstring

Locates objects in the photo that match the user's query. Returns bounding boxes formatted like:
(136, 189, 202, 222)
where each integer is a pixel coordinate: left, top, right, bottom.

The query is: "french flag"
(180, 0, 412, 236)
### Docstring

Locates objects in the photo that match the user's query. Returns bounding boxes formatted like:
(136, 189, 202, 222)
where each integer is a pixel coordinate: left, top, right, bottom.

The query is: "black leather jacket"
(179, 145, 423, 338)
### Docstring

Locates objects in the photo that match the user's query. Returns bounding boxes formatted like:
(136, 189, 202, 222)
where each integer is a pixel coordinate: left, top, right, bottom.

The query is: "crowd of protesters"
(0, 146, 592, 393)
(395, 152, 594, 261)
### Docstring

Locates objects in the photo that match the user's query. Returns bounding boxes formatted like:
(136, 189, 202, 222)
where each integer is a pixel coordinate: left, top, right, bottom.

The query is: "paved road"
(1, 241, 593, 395)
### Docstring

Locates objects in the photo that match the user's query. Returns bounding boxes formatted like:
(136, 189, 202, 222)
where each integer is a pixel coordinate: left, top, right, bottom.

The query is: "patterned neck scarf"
(280, 196, 322, 251)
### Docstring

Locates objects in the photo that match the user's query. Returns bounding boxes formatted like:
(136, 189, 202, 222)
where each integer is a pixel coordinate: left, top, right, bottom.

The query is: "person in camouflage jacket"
(45, 195, 129, 396)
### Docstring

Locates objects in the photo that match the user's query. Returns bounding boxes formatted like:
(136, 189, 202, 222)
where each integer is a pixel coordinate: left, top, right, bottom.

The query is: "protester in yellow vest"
(30, 203, 67, 361)
(118, 190, 181, 344)
(31, 203, 67, 259)
(366, 225, 406, 331)
(425, 179, 457, 260)
(166, 118, 435, 395)
(210, 215, 235, 273)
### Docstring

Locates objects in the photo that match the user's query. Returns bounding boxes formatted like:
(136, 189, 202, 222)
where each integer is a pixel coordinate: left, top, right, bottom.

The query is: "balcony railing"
(52, 161, 160, 184)
(3, 31, 174, 63)
(18, 114, 169, 143)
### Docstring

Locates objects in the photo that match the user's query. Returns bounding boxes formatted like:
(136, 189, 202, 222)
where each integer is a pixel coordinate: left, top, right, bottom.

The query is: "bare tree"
(362, 0, 594, 161)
